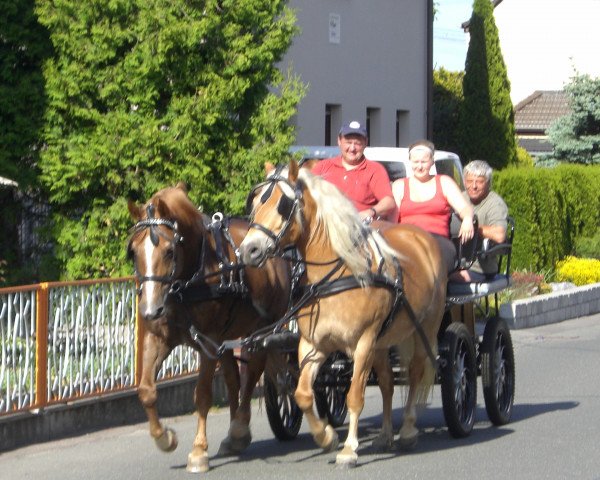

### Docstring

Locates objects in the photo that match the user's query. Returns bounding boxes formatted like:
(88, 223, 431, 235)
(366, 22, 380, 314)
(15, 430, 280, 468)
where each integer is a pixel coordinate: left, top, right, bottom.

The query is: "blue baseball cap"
(338, 120, 368, 138)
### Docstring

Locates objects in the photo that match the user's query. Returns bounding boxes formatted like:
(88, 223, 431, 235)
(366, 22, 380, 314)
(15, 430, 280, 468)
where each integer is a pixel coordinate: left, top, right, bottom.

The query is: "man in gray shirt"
(453, 160, 508, 282)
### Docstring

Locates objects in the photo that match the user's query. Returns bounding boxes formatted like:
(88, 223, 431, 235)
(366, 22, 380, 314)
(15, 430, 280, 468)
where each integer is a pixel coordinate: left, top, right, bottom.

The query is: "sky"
(433, 0, 600, 104)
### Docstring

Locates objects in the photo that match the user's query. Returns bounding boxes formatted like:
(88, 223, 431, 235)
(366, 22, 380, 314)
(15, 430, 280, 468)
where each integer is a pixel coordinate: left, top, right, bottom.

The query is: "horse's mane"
(297, 168, 398, 283)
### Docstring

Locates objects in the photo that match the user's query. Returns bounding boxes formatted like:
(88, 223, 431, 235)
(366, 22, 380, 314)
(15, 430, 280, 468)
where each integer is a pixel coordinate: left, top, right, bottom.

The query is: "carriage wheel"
(481, 317, 515, 426)
(314, 353, 350, 428)
(440, 322, 477, 438)
(264, 352, 303, 441)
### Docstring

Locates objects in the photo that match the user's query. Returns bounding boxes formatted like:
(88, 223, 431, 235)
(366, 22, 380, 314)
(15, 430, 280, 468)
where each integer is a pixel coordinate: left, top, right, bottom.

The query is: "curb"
(0, 374, 230, 453)
(500, 282, 600, 329)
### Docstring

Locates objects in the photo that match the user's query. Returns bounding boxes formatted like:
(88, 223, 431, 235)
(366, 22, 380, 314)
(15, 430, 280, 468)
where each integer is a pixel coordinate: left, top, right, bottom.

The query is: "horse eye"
(164, 247, 174, 260)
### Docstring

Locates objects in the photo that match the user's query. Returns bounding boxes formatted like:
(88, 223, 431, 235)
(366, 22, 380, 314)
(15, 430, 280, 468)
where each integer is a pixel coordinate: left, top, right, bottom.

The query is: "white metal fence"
(0, 278, 199, 415)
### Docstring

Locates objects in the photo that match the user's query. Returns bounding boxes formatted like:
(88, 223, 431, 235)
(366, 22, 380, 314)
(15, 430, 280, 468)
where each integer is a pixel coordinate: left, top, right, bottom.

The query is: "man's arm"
(360, 195, 396, 221)
(479, 224, 506, 243)
(478, 192, 508, 243)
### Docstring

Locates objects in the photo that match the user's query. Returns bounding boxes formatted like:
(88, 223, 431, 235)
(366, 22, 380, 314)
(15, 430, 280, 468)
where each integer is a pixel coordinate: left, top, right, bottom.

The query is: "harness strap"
(288, 271, 438, 369)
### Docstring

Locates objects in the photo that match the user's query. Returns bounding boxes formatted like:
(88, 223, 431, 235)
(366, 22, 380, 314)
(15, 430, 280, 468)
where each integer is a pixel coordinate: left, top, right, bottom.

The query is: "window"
(396, 110, 409, 147)
(366, 107, 381, 146)
(325, 104, 341, 146)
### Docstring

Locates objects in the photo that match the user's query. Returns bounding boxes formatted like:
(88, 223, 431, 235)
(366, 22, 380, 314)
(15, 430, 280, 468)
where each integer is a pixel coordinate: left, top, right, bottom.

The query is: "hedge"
(493, 165, 600, 272)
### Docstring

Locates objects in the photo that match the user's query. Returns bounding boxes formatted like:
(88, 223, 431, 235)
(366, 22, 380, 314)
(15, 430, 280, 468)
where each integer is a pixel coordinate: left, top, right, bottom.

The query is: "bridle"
(129, 204, 184, 293)
(245, 166, 304, 255)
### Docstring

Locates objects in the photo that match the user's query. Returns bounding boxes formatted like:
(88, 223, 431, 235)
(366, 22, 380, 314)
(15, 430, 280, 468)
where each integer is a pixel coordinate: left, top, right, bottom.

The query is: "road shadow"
(169, 400, 578, 471)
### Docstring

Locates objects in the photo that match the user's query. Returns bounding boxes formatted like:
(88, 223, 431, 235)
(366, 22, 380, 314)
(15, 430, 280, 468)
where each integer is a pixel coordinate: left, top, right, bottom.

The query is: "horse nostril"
(155, 306, 164, 318)
(248, 246, 261, 261)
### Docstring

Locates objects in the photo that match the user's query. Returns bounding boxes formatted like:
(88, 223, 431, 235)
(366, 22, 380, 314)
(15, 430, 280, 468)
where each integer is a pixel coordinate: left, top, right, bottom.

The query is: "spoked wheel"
(481, 317, 515, 425)
(264, 352, 303, 440)
(440, 322, 477, 438)
(314, 352, 350, 427)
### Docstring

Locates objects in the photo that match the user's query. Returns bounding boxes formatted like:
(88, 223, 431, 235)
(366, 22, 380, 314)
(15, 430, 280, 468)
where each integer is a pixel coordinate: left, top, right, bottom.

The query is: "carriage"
(256, 147, 515, 443)
(127, 148, 515, 471)
(261, 215, 516, 441)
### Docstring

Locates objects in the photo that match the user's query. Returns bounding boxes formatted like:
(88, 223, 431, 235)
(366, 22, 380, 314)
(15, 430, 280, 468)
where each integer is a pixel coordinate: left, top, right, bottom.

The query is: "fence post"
(35, 283, 49, 409)
(134, 293, 145, 387)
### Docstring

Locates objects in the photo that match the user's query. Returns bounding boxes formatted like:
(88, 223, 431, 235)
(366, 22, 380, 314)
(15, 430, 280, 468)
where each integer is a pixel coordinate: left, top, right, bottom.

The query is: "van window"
(434, 158, 463, 188)
(380, 162, 407, 181)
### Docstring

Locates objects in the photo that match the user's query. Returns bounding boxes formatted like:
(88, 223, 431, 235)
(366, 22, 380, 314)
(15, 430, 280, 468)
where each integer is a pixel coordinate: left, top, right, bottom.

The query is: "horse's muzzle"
(239, 236, 273, 267)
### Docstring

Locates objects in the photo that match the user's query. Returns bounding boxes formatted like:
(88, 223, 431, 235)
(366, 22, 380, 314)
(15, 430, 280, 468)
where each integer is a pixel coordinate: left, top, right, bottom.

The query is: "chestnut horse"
(127, 183, 291, 473)
(239, 161, 447, 466)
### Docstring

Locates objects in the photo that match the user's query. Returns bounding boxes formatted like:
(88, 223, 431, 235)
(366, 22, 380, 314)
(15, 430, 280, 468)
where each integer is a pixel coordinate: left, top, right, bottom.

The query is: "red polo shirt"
(311, 155, 392, 212)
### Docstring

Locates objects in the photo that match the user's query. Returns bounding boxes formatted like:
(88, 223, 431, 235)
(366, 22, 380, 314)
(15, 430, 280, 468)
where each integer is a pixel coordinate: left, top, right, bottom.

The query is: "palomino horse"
(127, 183, 291, 473)
(239, 161, 447, 466)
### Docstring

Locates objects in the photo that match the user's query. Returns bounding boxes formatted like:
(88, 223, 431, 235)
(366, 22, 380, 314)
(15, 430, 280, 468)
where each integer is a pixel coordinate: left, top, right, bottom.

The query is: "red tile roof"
(514, 90, 571, 133)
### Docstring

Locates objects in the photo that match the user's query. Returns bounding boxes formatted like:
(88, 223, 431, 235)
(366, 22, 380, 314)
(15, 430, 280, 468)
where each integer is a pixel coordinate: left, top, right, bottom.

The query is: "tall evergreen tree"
(433, 67, 464, 155)
(0, 0, 52, 187)
(458, 0, 517, 169)
(0, 0, 53, 285)
(547, 74, 600, 164)
(35, 0, 305, 279)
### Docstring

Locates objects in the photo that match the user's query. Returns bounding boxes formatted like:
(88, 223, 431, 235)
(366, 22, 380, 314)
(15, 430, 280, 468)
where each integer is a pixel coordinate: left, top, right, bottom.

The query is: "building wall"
(281, 0, 430, 147)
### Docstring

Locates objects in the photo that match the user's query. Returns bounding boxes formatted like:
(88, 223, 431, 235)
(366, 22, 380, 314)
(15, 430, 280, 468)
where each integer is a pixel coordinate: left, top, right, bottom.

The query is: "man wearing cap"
(311, 120, 396, 221)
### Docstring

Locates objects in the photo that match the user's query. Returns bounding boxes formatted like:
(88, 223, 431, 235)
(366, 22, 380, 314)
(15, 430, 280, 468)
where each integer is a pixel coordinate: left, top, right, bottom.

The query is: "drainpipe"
(427, 0, 434, 139)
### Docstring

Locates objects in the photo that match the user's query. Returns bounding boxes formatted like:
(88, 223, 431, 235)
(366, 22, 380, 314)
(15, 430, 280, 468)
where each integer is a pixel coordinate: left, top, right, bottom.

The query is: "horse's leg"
(371, 349, 395, 451)
(398, 340, 433, 450)
(219, 349, 258, 454)
(336, 335, 376, 467)
(137, 331, 177, 452)
(186, 353, 219, 473)
(220, 349, 241, 421)
(294, 340, 337, 452)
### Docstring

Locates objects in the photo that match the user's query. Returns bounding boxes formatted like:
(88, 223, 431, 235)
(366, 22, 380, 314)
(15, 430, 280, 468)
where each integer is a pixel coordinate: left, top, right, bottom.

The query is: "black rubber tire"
(314, 353, 350, 428)
(264, 353, 303, 441)
(440, 322, 478, 438)
(481, 317, 515, 426)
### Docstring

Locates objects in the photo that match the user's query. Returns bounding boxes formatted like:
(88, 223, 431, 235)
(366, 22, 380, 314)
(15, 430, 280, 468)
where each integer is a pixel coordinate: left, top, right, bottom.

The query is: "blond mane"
(297, 168, 398, 283)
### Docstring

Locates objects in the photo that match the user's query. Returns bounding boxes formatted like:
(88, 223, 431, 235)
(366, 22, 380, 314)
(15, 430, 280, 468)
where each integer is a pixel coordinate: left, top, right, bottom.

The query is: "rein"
(241, 172, 439, 368)
(170, 213, 249, 303)
(131, 209, 249, 303)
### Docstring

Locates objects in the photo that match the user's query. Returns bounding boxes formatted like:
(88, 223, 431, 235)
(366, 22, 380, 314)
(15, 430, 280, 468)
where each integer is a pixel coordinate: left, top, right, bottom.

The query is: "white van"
(289, 146, 464, 189)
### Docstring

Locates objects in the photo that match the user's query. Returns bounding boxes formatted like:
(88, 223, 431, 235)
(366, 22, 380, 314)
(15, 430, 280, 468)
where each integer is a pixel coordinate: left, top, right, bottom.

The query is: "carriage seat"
(447, 217, 515, 300)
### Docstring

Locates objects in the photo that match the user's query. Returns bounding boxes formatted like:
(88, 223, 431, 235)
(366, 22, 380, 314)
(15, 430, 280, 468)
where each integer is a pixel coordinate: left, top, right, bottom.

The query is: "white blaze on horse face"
(142, 234, 157, 301)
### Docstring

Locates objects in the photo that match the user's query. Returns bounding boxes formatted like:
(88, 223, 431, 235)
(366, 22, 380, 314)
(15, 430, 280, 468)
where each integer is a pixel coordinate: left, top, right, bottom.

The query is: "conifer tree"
(547, 74, 600, 164)
(35, 0, 304, 279)
(0, 0, 52, 187)
(458, 0, 517, 169)
(433, 68, 464, 155)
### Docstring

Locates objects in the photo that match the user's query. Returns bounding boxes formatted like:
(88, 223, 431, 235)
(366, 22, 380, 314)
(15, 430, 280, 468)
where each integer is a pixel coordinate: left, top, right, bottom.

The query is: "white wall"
(281, 0, 430, 146)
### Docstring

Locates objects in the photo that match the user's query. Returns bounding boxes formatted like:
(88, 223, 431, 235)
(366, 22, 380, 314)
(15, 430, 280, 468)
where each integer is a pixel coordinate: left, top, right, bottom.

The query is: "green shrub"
(555, 256, 600, 286)
(515, 146, 534, 167)
(494, 164, 600, 272)
(573, 229, 600, 259)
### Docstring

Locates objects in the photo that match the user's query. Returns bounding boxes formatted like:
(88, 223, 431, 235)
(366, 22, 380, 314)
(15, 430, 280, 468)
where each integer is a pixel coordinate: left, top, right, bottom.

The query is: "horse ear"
(127, 199, 142, 221)
(264, 161, 276, 175)
(155, 197, 171, 219)
(175, 181, 188, 193)
(288, 159, 299, 182)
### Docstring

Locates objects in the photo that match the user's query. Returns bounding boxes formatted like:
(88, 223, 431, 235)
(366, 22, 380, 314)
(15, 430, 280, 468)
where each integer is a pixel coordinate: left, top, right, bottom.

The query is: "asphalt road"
(2, 314, 600, 480)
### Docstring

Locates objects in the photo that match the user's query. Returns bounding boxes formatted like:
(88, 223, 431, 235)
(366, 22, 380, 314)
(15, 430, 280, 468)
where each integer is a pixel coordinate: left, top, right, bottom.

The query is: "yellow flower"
(555, 256, 600, 286)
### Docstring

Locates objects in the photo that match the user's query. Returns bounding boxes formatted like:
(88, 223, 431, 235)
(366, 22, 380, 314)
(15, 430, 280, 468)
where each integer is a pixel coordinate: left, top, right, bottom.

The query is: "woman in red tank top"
(392, 140, 474, 273)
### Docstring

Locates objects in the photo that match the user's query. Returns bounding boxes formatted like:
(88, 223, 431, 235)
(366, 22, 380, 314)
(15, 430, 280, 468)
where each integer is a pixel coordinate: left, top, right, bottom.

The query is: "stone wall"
(500, 282, 600, 329)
